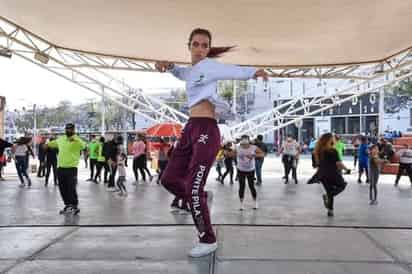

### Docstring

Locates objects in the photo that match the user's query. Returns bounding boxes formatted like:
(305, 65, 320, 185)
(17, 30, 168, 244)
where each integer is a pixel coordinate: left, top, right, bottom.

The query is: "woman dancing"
(155, 28, 268, 257)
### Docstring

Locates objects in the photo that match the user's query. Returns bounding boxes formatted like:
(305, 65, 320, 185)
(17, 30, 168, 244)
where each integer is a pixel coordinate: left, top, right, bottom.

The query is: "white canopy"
(1, 0, 411, 67)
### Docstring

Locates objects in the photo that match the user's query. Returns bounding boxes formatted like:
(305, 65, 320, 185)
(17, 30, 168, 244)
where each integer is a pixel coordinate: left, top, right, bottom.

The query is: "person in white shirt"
(279, 136, 300, 184)
(395, 144, 412, 186)
(116, 149, 128, 196)
(13, 137, 35, 187)
(236, 135, 263, 211)
(155, 28, 268, 258)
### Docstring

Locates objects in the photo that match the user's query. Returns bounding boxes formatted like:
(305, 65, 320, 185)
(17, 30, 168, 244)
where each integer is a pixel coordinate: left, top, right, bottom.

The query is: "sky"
(0, 55, 183, 111)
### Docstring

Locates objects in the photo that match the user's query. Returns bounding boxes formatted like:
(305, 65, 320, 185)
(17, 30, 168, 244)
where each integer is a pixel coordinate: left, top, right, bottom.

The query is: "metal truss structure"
(1, 15, 411, 81)
(1, 15, 412, 138)
(0, 17, 188, 125)
(229, 61, 412, 139)
(265, 50, 411, 80)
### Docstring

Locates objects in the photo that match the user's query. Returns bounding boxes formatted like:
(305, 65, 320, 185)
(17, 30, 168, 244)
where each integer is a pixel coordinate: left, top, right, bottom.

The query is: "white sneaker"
(253, 200, 259, 210)
(239, 201, 244, 211)
(206, 191, 213, 205)
(188, 242, 218, 258)
(106, 187, 116, 192)
(179, 208, 191, 215)
(170, 206, 180, 213)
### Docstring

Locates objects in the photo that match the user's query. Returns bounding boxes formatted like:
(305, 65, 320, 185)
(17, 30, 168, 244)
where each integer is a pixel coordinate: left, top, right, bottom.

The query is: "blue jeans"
(15, 156, 30, 184)
(255, 158, 264, 183)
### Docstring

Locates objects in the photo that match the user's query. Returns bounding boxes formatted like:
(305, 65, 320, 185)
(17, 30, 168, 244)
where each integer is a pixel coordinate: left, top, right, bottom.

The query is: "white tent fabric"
(1, 0, 411, 67)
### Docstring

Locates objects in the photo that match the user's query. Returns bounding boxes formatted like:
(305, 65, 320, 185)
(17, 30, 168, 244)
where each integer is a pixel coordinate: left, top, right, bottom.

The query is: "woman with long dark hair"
(314, 133, 350, 217)
(155, 28, 268, 257)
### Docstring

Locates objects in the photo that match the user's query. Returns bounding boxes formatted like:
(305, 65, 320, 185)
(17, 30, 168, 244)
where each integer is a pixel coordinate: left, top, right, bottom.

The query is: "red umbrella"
(146, 123, 182, 137)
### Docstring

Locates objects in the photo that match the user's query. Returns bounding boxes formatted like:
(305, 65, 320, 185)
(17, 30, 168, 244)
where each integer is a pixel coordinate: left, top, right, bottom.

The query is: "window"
(331, 117, 345, 134)
(348, 117, 360, 134)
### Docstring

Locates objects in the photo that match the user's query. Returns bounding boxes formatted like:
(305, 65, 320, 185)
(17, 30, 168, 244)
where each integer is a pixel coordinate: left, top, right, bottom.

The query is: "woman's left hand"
(253, 69, 269, 81)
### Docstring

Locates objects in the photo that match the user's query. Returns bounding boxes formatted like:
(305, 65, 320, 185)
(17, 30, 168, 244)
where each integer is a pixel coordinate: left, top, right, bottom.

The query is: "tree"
(384, 77, 412, 113)
(218, 80, 249, 106)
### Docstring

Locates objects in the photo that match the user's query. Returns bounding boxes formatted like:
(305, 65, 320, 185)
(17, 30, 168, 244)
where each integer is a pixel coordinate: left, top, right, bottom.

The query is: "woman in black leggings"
(220, 142, 235, 184)
(142, 138, 153, 182)
(236, 135, 263, 210)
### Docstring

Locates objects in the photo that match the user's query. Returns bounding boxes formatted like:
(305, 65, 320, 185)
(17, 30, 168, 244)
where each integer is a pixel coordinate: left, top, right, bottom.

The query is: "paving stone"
(37, 227, 210, 261)
(216, 261, 410, 274)
(6, 260, 209, 274)
(0, 227, 74, 259)
(365, 229, 412, 263)
(217, 226, 392, 262)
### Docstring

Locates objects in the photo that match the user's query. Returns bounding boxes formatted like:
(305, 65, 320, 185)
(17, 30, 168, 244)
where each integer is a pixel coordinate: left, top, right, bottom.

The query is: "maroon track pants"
(161, 117, 220, 243)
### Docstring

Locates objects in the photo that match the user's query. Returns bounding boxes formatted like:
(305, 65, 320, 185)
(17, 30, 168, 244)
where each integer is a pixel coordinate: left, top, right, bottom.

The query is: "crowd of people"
(3, 128, 410, 216)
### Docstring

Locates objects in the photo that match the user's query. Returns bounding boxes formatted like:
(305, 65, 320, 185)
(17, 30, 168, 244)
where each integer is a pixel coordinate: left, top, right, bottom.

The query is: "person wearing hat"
(47, 123, 85, 215)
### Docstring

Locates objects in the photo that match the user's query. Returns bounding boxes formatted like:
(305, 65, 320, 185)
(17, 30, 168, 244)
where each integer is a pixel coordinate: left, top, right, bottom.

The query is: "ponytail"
(207, 46, 235, 58)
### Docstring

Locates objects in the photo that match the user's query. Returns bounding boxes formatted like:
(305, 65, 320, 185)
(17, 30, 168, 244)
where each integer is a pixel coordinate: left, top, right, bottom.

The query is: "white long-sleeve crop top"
(168, 58, 257, 115)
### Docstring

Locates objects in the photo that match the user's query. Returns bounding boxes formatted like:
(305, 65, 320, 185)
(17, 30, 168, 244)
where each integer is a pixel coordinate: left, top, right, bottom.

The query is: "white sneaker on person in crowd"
(253, 200, 259, 210)
(59, 205, 72, 215)
(106, 187, 116, 192)
(188, 242, 218, 258)
(239, 201, 244, 211)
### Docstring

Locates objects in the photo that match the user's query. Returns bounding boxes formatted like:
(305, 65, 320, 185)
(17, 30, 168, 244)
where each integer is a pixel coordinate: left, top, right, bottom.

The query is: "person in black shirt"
(254, 135, 268, 185)
(102, 138, 114, 184)
(37, 139, 47, 177)
(220, 142, 235, 184)
(314, 133, 351, 217)
(45, 136, 58, 186)
(104, 135, 123, 191)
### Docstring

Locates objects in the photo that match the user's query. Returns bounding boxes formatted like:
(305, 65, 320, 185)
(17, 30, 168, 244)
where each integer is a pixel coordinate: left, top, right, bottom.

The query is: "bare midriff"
(189, 100, 216, 119)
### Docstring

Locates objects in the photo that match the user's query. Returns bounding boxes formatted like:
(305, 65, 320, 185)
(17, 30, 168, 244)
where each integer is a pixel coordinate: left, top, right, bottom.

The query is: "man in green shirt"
(93, 136, 106, 182)
(86, 137, 99, 182)
(48, 123, 85, 215)
(335, 135, 345, 161)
